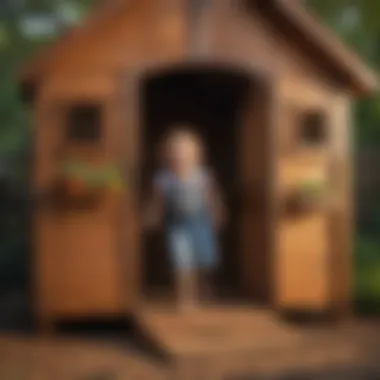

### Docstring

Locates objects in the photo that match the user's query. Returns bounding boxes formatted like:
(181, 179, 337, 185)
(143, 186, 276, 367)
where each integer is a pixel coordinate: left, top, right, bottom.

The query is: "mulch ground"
(0, 319, 380, 379)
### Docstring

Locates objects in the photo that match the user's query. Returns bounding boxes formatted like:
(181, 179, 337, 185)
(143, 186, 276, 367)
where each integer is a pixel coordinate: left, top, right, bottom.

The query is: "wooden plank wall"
(275, 78, 352, 312)
(31, 0, 353, 320)
(211, 1, 352, 312)
(33, 75, 127, 322)
(32, 0, 188, 322)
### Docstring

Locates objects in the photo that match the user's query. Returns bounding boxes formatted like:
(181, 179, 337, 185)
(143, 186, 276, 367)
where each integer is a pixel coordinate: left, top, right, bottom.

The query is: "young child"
(145, 126, 225, 311)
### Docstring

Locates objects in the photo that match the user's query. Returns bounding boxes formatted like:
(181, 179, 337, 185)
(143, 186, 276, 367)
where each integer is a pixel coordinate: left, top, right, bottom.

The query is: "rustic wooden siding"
(274, 77, 352, 312)
(31, 0, 353, 320)
(33, 0, 187, 77)
(207, 1, 353, 311)
(33, 75, 128, 319)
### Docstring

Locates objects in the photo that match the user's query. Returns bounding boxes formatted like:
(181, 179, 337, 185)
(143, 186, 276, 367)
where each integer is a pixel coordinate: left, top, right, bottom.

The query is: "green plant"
(354, 235, 380, 314)
(61, 159, 124, 190)
(297, 178, 326, 198)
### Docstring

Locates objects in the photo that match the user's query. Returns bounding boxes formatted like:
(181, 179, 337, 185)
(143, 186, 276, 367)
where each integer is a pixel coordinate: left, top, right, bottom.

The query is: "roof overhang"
(260, 0, 378, 97)
(19, 0, 379, 104)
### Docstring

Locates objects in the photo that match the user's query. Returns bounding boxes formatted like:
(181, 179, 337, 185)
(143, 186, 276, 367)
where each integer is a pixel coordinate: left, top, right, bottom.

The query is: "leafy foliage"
(306, 0, 380, 311)
(305, 0, 380, 146)
(0, 0, 97, 292)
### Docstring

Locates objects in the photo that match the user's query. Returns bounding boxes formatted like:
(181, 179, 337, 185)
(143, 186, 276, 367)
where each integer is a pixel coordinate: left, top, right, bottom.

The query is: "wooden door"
(239, 75, 276, 304)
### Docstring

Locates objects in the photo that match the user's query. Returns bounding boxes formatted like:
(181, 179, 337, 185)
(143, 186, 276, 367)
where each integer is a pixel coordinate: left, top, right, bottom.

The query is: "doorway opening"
(140, 65, 269, 304)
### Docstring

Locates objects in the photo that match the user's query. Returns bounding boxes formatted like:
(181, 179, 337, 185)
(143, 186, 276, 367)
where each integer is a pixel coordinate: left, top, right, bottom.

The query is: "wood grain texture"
(31, 0, 355, 327)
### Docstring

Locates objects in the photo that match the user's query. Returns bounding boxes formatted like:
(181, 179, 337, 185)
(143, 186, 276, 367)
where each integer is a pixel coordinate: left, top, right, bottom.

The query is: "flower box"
(52, 159, 125, 208)
(285, 178, 326, 216)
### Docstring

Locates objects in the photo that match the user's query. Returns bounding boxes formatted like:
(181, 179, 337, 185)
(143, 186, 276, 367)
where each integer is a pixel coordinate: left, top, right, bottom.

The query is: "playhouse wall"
(31, 2, 189, 323)
(30, 0, 188, 78)
(33, 74, 133, 322)
(208, 2, 353, 312)
(31, 0, 353, 321)
(276, 78, 352, 313)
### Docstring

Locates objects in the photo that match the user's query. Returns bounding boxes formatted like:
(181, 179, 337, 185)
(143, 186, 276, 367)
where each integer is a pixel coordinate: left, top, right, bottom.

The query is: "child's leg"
(199, 268, 216, 303)
(167, 227, 198, 311)
(176, 269, 197, 311)
(193, 223, 219, 304)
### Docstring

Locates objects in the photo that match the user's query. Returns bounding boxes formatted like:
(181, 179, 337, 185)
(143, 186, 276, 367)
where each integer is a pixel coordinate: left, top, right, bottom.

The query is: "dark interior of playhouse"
(139, 66, 266, 303)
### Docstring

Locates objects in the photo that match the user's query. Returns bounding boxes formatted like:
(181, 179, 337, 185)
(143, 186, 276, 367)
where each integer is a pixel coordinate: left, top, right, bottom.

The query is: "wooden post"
(118, 70, 142, 310)
(187, 0, 213, 58)
(239, 73, 276, 303)
(328, 94, 354, 320)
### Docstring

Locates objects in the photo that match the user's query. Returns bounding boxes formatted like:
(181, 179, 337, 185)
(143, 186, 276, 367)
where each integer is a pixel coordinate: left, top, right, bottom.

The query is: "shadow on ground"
(1, 290, 380, 379)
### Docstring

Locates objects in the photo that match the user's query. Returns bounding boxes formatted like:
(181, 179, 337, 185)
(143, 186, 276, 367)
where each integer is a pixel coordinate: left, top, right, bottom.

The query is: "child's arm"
(206, 172, 227, 230)
(143, 177, 164, 230)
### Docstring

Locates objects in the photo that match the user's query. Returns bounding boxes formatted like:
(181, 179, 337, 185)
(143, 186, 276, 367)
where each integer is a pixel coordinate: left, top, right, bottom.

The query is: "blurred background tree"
(0, 0, 99, 295)
(305, 0, 380, 145)
(0, 0, 379, 310)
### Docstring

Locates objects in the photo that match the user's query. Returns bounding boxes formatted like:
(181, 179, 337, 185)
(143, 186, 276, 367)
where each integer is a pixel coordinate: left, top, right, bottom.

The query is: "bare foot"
(200, 273, 216, 305)
(178, 299, 198, 314)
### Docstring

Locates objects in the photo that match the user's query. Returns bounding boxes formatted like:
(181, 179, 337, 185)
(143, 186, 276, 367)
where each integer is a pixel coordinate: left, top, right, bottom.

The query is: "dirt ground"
(1, 292, 380, 379)
(1, 319, 380, 380)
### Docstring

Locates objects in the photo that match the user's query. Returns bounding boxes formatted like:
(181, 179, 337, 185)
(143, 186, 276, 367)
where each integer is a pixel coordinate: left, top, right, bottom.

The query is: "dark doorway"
(140, 66, 253, 301)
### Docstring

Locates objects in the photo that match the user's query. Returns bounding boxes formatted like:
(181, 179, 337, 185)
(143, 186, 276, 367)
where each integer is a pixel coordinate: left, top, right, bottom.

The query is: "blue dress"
(154, 168, 218, 270)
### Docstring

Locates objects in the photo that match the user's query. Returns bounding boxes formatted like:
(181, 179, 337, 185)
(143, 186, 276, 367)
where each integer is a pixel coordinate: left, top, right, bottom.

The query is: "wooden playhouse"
(21, 0, 377, 356)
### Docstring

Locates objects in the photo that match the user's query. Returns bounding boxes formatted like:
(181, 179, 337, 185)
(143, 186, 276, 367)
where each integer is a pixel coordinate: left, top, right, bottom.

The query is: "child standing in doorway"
(145, 126, 225, 312)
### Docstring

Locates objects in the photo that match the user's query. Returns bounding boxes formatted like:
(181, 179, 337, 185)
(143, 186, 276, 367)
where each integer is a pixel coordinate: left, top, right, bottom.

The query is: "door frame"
(238, 73, 278, 305)
(119, 61, 278, 310)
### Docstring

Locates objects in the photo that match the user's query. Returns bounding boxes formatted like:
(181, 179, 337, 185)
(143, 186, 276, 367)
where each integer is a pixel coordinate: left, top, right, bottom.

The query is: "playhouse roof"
(265, 0, 378, 95)
(20, 0, 378, 99)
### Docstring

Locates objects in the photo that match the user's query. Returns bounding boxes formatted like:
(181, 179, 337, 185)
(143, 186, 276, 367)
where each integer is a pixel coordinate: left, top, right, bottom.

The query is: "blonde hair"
(158, 125, 204, 165)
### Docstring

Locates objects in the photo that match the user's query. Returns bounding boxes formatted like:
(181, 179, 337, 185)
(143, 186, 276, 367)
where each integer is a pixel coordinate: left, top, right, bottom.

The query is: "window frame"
(298, 110, 328, 149)
(282, 104, 330, 156)
(64, 102, 104, 145)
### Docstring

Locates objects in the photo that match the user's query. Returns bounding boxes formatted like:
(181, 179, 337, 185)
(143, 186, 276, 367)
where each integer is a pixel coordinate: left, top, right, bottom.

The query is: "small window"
(299, 112, 326, 146)
(66, 104, 102, 142)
